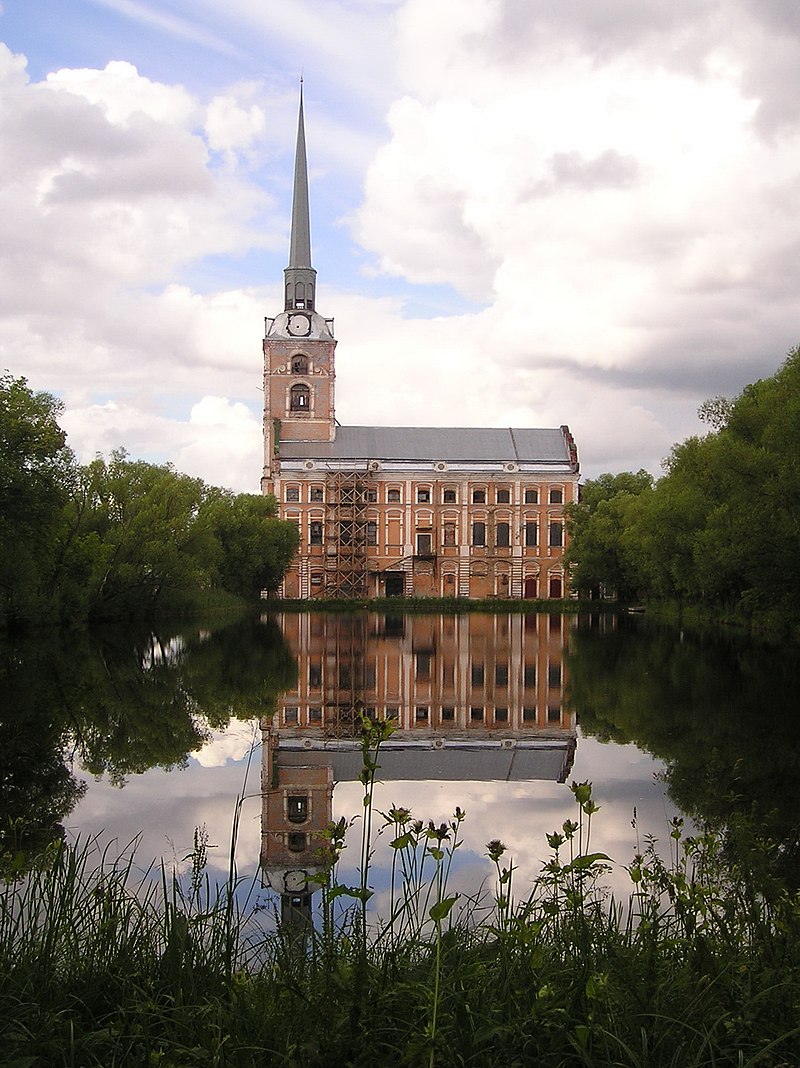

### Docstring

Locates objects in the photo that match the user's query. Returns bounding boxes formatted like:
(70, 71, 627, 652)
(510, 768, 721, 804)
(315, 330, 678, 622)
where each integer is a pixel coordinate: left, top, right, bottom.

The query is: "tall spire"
(284, 80, 316, 311)
(289, 80, 312, 269)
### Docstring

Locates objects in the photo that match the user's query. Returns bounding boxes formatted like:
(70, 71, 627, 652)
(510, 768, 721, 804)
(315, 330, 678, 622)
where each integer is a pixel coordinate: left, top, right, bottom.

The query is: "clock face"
(287, 313, 311, 337)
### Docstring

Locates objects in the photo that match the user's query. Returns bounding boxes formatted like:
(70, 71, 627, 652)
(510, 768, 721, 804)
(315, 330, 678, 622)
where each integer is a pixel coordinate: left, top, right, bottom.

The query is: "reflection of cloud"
(193, 720, 261, 768)
(67, 729, 688, 910)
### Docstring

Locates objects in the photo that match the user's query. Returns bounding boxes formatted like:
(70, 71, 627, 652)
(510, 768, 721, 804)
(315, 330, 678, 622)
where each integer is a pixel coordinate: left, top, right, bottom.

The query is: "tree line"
(0, 374, 298, 627)
(565, 345, 800, 626)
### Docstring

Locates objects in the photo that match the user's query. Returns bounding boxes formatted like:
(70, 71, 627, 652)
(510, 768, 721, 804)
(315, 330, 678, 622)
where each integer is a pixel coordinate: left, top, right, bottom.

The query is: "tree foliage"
(0, 374, 75, 624)
(566, 346, 800, 624)
(0, 376, 298, 627)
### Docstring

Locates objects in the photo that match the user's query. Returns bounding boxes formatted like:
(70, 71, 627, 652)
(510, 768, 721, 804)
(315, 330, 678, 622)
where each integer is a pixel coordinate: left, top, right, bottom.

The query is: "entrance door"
(385, 572, 405, 597)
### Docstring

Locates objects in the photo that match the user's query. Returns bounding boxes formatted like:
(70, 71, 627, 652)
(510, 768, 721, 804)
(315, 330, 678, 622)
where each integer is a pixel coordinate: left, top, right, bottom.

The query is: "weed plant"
(2, 715, 800, 1066)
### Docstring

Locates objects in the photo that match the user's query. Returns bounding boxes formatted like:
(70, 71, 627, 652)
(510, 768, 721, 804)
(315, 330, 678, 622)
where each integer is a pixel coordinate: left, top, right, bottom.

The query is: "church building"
(261, 91, 580, 600)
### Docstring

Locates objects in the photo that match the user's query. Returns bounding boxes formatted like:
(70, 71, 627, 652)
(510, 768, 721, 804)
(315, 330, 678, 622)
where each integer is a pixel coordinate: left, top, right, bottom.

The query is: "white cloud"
(5, 1, 800, 488)
(205, 91, 266, 157)
(45, 60, 197, 127)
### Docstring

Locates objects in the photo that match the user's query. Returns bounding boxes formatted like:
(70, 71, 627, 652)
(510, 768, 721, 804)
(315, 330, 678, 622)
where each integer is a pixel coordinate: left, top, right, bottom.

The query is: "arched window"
(287, 832, 306, 853)
(290, 384, 310, 411)
(291, 354, 308, 374)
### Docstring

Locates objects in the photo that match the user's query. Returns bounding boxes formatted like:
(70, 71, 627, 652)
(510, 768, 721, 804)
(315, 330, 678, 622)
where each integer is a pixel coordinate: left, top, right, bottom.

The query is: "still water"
(4, 611, 800, 904)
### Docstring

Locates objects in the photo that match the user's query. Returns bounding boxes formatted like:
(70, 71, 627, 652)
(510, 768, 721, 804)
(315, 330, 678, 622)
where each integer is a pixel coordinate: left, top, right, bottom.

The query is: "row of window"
(304, 661, 559, 688)
(282, 705, 564, 725)
(285, 484, 566, 505)
(300, 519, 563, 549)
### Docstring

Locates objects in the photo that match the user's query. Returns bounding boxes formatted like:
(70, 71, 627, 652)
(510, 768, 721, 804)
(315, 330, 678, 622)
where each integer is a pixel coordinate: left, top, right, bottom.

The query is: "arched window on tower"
(291, 354, 308, 374)
(290, 384, 310, 411)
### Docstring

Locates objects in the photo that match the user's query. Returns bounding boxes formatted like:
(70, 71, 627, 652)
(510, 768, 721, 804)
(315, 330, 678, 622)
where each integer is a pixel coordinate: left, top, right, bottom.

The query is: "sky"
(2, 0, 800, 491)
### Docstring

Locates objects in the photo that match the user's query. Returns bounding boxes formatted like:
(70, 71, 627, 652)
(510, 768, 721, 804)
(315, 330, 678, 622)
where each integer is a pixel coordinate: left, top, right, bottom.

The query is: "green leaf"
(429, 894, 459, 922)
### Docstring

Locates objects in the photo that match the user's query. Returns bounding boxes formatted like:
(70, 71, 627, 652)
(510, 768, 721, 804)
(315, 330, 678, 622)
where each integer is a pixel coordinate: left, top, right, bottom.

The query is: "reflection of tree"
(0, 618, 296, 866)
(569, 616, 800, 886)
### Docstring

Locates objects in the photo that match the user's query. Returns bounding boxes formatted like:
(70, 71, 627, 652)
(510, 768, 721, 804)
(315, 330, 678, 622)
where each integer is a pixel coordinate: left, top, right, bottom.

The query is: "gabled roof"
(279, 426, 576, 465)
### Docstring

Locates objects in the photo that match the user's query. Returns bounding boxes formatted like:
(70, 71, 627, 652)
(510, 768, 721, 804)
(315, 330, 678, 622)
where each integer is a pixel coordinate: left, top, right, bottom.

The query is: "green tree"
(0, 374, 76, 625)
(565, 470, 653, 599)
(58, 451, 220, 620)
(203, 492, 299, 598)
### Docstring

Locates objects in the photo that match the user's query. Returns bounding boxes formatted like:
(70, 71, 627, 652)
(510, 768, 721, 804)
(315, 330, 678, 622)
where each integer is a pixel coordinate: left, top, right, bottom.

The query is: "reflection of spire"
(259, 720, 332, 919)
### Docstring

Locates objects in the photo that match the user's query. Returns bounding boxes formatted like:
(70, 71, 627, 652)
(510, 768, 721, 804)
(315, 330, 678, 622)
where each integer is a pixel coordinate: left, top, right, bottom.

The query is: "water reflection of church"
(260, 613, 577, 914)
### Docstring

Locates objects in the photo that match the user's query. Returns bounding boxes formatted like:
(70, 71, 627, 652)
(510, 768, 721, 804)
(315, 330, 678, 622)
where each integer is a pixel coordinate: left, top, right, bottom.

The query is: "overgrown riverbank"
(3, 719, 800, 1068)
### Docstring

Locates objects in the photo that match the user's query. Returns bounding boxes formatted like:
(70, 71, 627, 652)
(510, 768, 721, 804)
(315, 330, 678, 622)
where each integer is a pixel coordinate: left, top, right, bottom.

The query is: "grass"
(3, 718, 800, 1066)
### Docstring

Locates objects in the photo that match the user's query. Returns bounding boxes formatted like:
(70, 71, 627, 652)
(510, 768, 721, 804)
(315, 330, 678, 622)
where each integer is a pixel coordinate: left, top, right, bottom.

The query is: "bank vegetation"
(565, 346, 800, 633)
(0, 374, 298, 628)
(2, 720, 799, 1067)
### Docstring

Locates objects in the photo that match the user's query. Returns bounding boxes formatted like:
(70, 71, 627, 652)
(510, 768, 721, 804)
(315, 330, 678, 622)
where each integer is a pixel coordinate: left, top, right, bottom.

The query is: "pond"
(3, 610, 799, 913)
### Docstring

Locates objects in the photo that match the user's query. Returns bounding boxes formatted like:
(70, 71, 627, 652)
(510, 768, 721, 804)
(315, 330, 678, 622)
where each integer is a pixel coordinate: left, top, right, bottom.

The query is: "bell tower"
(262, 83, 337, 490)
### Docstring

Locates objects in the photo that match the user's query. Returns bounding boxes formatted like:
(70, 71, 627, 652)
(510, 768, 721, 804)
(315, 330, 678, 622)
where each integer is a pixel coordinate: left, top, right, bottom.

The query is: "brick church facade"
(261, 91, 580, 600)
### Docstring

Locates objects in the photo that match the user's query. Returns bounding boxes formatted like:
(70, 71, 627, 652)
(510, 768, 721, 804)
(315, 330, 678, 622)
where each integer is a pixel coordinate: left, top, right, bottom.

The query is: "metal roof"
(280, 426, 571, 463)
(278, 740, 575, 783)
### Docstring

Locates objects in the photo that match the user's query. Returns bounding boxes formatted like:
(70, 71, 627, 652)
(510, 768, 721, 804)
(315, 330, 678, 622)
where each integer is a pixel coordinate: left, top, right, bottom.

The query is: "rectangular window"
(286, 486, 300, 502)
(472, 489, 486, 503)
(309, 706, 322, 722)
(387, 488, 401, 502)
(549, 487, 563, 504)
(525, 521, 538, 547)
(470, 706, 484, 722)
(417, 488, 431, 503)
(310, 521, 323, 545)
(496, 522, 510, 547)
(310, 486, 323, 502)
(309, 662, 322, 687)
(525, 488, 539, 504)
(524, 663, 536, 687)
(310, 571, 323, 586)
(471, 663, 485, 685)
(495, 664, 509, 687)
(472, 521, 486, 547)
(523, 707, 536, 722)
(415, 653, 431, 681)
(548, 663, 562, 688)
(443, 489, 457, 503)
(417, 532, 433, 555)
(415, 706, 429, 721)
(548, 522, 563, 548)
(366, 520, 377, 546)
(442, 706, 455, 721)
(496, 488, 510, 504)
(443, 522, 456, 546)
(495, 707, 508, 722)
(367, 489, 377, 502)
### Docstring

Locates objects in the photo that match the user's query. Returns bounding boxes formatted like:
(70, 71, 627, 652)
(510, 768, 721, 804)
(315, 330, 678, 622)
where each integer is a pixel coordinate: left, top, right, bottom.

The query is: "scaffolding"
(323, 614, 368, 738)
(323, 469, 373, 599)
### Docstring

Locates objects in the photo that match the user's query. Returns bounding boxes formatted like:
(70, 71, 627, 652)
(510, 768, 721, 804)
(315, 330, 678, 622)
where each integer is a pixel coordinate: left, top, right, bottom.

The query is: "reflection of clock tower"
(262, 84, 337, 489)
